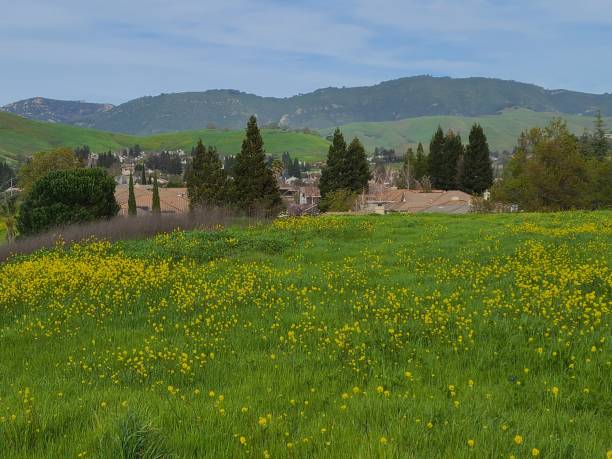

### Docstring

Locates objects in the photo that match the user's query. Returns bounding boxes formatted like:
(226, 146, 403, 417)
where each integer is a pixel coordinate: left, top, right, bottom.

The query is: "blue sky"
(1, 0, 611, 105)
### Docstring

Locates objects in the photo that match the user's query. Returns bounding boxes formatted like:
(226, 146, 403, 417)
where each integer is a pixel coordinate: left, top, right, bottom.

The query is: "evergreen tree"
(414, 142, 428, 181)
(591, 111, 608, 158)
(185, 140, 229, 209)
(233, 116, 282, 214)
(345, 137, 371, 193)
(428, 127, 445, 188)
(460, 124, 493, 194)
(440, 131, 464, 190)
(151, 174, 161, 214)
(141, 164, 147, 185)
(128, 172, 137, 216)
(319, 128, 348, 201)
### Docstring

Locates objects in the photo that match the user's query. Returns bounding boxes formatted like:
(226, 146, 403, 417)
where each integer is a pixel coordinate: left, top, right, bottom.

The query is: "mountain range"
(2, 76, 611, 135)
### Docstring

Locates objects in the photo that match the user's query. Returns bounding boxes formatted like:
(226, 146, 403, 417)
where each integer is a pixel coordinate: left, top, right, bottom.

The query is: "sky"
(1, 0, 611, 106)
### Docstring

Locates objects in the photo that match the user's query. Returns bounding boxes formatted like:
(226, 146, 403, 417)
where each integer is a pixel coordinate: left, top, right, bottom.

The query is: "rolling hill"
(4, 76, 612, 135)
(318, 108, 612, 153)
(0, 97, 114, 125)
(0, 112, 331, 164)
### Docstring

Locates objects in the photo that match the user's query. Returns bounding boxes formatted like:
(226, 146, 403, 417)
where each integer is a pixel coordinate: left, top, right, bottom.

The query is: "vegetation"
(492, 119, 611, 211)
(0, 212, 609, 457)
(0, 161, 16, 191)
(185, 140, 229, 210)
(128, 173, 137, 217)
(233, 117, 282, 215)
(17, 148, 83, 194)
(151, 174, 161, 215)
(460, 124, 494, 194)
(16, 168, 119, 235)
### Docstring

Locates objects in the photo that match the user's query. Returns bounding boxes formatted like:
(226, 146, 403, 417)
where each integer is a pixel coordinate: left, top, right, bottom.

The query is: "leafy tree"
(460, 124, 493, 194)
(396, 147, 415, 188)
(151, 174, 161, 214)
(128, 172, 137, 216)
(492, 119, 591, 211)
(185, 139, 229, 209)
(233, 116, 282, 214)
(428, 127, 446, 188)
(18, 148, 83, 193)
(414, 142, 428, 181)
(16, 168, 119, 235)
(319, 189, 357, 212)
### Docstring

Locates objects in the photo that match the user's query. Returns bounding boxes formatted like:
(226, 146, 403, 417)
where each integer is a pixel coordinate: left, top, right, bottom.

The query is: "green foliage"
(233, 116, 282, 214)
(18, 147, 83, 193)
(460, 124, 493, 194)
(428, 126, 446, 189)
(185, 139, 229, 209)
(590, 111, 609, 159)
(319, 188, 358, 212)
(396, 147, 415, 188)
(128, 173, 137, 217)
(16, 168, 119, 235)
(319, 128, 347, 203)
(0, 160, 16, 191)
(151, 174, 161, 214)
(428, 128, 464, 190)
(492, 119, 601, 210)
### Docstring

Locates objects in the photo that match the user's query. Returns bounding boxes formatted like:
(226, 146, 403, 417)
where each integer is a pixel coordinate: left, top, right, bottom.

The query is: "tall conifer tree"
(319, 128, 348, 199)
(345, 137, 371, 193)
(414, 142, 428, 181)
(151, 173, 161, 214)
(592, 111, 609, 159)
(186, 139, 229, 209)
(428, 127, 446, 188)
(233, 116, 282, 213)
(128, 172, 137, 216)
(460, 124, 493, 194)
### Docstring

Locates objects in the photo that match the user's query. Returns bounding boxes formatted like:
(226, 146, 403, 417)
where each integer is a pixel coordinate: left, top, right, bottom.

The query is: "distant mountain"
(4, 76, 612, 135)
(0, 97, 114, 125)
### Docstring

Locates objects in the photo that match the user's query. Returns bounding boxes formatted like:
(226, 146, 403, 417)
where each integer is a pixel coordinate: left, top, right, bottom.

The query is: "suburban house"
(299, 186, 321, 206)
(363, 189, 473, 214)
(114, 185, 189, 215)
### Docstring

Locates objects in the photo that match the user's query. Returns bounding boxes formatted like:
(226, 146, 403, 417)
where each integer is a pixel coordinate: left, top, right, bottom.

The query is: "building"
(364, 189, 472, 214)
(298, 186, 321, 206)
(114, 185, 189, 215)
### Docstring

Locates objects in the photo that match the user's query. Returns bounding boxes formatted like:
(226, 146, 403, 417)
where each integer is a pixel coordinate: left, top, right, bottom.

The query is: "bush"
(16, 168, 119, 236)
(319, 188, 358, 212)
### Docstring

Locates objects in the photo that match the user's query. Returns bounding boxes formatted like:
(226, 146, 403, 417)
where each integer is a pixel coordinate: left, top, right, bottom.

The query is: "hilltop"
(4, 76, 612, 135)
(0, 97, 113, 125)
(0, 112, 330, 164)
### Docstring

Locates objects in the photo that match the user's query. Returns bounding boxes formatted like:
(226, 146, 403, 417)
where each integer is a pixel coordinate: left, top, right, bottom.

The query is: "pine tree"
(185, 139, 229, 209)
(345, 137, 371, 193)
(428, 127, 446, 189)
(460, 124, 493, 194)
(319, 128, 347, 199)
(414, 142, 428, 181)
(151, 173, 161, 214)
(591, 111, 609, 159)
(128, 172, 137, 216)
(233, 116, 282, 214)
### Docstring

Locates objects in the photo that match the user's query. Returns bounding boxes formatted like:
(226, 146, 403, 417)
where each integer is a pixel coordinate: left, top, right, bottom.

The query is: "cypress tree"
(592, 111, 609, 159)
(440, 131, 464, 190)
(185, 139, 228, 209)
(345, 137, 371, 193)
(233, 116, 282, 214)
(128, 172, 137, 216)
(151, 173, 161, 214)
(414, 142, 428, 181)
(141, 164, 147, 185)
(319, 128, 347, 200)
(461, 124, 493, 194)
(428, 126, 446, 189)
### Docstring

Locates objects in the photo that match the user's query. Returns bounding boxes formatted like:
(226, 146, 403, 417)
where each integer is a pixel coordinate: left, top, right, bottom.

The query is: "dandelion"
(239, 436, 247, 446)
(514, 435, 523, 445)
(379, 436, 388, 445)
(531, 448, 540, 456)
(467, 439, 475, 448)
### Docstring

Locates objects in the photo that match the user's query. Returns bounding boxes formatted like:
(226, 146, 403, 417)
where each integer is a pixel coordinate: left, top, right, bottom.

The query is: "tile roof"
(115, 185, 189, 215)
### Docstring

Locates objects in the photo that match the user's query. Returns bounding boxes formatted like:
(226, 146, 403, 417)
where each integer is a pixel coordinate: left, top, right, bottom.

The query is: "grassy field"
(319, 108, 612, 154)
(0, 112, 330, 164)
(0, 212, 610, 458)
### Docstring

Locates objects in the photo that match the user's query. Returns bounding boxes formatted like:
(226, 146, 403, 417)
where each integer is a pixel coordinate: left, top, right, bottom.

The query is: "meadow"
(0, 212, 610, 458)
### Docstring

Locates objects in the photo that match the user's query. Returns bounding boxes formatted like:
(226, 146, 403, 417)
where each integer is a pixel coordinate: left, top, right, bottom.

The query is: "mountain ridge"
(3, 76, 612, 135)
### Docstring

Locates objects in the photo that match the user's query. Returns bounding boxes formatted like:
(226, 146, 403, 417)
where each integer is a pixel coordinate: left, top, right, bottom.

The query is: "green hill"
(0, 112, 330, 164)
(319, 108, 612, 153)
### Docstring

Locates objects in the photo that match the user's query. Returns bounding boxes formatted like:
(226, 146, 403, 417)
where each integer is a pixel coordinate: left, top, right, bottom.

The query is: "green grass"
(0, 112, 330, 164)
(0, 211, 610, 458)
(319, 108, 612, 153)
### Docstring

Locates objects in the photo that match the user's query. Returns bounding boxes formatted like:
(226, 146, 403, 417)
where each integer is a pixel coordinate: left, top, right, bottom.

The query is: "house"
(364, 189, 472, 214)
(114, 185, 189, 215)
(299, 186, 321, 206)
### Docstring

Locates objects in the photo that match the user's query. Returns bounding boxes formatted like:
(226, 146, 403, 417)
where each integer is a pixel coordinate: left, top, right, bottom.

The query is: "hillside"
(0, 112, 330, 164)
(0, 97, 114, 125)
(0, 212, 610, 457)
(319, 108, 612, 153)
(4, 76, 612, 135)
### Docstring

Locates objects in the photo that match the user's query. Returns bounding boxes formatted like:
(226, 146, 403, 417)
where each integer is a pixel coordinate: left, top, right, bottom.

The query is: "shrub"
(319, 188, 358, 212)
(16, 168, 119, 236)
